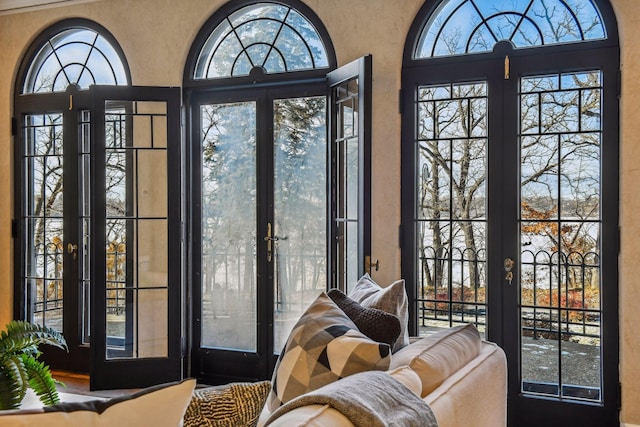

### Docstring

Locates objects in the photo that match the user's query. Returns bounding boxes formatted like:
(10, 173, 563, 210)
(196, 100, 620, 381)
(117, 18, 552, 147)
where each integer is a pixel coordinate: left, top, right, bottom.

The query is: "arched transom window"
(416, 0, 606, 58)
(22, 27, 128, 94)
(193, 2, 330, 79)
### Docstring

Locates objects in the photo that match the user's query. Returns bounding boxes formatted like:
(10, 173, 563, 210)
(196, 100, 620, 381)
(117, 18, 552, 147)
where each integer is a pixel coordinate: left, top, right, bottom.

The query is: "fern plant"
(0, 320, 67, 410)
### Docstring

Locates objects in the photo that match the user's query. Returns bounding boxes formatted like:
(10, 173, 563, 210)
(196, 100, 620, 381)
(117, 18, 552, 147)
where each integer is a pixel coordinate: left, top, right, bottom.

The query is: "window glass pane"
(415, 0, 606, 59)
(23, 29, 128, 93)
(23, 113, 64, 332)
(273, 96, 327, 353)
(193, 2, 330, 79)
(200, 102, 257, 351)
(104, 100, 171, 360)
(414, 82, 488, 337)
(334, 77, 360, 291)
(519, 71, 603, 401)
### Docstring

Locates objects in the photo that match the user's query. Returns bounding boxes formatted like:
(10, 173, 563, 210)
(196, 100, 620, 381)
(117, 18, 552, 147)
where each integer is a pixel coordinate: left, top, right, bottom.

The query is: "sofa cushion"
(347, 274, 410, 352)
(265, 292, 391, 413)
(262, 367, 422, 427)
(327, 288, 401, 347)
(183, 380, 270, 427)
(0, 379, 196, 427)
(389, 323, 481, 397)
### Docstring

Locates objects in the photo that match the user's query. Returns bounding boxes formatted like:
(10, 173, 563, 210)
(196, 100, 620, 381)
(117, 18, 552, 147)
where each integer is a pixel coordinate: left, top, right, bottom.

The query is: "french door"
(190, 56, 371, 384)
(401, 43, 619, 426)
(14, 85, 183, 389)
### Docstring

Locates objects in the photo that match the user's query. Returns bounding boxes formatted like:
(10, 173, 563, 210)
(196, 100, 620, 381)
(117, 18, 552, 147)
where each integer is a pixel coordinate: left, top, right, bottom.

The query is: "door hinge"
(398, 223, 404, 248)
(398, 89, 404, 115)
(11, 117, 17, 137)
(618, 381, 622, 410)
(11, 219, 17, 238)
(618, 226, 621, 255)
(504, 55, 510, 80)
(618, 68, 622, 99)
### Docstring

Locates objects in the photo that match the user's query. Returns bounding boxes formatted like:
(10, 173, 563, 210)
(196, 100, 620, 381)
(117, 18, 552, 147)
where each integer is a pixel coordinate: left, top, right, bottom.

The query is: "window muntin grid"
(23, 27, 128, 94)
(415, 0, 606, 59)
(193, 2, 330, 79)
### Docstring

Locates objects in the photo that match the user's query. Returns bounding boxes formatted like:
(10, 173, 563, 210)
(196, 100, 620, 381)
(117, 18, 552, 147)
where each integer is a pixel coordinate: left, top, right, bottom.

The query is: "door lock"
(504, 257, 514, 285)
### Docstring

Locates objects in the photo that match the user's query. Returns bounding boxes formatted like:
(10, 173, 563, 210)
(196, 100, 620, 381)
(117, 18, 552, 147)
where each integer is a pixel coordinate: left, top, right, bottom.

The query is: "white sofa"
(261, 325, 507, 427)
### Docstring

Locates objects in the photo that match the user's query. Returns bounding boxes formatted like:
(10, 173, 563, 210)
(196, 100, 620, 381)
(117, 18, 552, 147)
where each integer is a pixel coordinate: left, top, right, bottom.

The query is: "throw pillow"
(0, 379, 196, 427)
(348, 274, 410, 352)
(327, 288, 401, 347)
(389, 323, 481, 397)
(265, 292, 392, 413)
(183, 381, 270, 427)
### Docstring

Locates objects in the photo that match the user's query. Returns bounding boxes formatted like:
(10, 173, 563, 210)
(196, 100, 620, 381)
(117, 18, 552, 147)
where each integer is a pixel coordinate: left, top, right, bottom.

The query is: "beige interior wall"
(612, 1, 640, 424)
(0, 0, 638, 423)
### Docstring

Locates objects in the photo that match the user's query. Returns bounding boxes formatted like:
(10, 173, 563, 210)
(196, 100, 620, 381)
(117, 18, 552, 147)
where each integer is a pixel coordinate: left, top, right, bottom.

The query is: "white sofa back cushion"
(390, 324, 481, 397)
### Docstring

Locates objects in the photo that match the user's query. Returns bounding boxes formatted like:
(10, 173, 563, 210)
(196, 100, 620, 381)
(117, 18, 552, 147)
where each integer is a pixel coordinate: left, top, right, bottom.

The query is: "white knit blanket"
(265, 371, 438, 427)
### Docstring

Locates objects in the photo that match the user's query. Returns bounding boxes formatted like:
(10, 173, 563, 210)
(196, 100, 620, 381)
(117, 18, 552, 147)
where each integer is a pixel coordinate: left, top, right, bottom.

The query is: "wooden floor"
(52, 371, 141, 399)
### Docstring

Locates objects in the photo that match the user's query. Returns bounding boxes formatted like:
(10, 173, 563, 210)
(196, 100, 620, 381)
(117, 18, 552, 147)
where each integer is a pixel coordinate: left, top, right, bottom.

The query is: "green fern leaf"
(0, 321, 67, 357)
(0, 367, 23, 410)
(22, 355, 61, 407)
(1, 354, 28, 401)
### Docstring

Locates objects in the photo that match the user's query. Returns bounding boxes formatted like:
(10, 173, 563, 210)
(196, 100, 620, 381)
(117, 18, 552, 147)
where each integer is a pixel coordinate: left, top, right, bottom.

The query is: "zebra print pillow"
(183, 381, 271, 427)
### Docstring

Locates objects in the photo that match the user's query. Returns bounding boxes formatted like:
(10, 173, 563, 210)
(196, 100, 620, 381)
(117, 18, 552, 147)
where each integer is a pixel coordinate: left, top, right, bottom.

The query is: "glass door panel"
(200, 101, 257, 352)
(414, 81, 489, 337)
(327, 55, 372, 292)
(272, 96, 327, 353)
(91, 86, 182, 390)
(103, 100, 170, 360)
(518, 71, 603, 401)
(24, 113, 65, 332)
(80, 110, 92, 345)
(17, 93, 91, 372)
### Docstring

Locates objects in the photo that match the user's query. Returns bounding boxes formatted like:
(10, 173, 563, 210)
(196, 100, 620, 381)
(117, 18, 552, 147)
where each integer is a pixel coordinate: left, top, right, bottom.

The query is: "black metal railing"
(416, 246, 601, 343)
(417, 246, 488, 333)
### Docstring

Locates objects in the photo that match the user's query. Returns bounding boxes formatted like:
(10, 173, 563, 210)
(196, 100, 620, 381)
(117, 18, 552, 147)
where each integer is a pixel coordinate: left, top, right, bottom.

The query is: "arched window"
(14, 21, 132, 373)
(186, 1, 334, 86)
(184, 1, 371, 384)
(415, 0, 606, 58)
(15, 20, 185, 389)
(401, 1, 618, 425)
(193, 2, 330, 79)
(21, 23, 128, 93)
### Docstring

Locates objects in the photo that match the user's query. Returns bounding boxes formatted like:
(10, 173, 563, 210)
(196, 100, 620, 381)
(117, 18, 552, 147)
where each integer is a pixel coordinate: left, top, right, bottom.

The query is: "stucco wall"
(0, 0, 638, 423)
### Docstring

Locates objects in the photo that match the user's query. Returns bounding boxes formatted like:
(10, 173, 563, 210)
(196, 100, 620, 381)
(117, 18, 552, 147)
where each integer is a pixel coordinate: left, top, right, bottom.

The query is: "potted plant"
(0, 320, 67, 410)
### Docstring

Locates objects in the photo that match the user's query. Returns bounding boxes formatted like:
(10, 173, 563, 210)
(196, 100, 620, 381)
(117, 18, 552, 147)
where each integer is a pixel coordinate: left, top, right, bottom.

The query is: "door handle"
(264, 223, 279, 262)
(504, 257, 514, 285)
(67, 243, 78, 260)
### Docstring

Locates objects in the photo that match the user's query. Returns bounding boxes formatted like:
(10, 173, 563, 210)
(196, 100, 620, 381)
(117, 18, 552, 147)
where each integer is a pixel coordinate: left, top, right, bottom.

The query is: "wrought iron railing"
(416, 245, 601, 343)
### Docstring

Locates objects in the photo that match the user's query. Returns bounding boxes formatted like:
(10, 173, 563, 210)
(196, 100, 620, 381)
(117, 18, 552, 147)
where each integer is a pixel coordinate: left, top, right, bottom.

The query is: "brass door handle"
(67, 243, 78, 260)
(504, 257, 514, 285)
(264, 223, 281, 262)
(365, 256, 379, 273)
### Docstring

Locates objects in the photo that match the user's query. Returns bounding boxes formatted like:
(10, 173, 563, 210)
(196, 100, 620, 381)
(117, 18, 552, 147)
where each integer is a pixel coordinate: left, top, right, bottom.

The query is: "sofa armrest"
(424, 341, 507, 427)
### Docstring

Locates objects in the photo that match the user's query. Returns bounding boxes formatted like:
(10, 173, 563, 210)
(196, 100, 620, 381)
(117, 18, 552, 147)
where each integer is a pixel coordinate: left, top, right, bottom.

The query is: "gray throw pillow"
(327, 288, 401, 348)
(348, 274, 410, 352)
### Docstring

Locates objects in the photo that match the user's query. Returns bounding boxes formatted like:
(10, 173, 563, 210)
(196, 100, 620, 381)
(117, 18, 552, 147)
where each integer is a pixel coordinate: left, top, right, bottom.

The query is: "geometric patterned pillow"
(327, 288, 401, 348)
(183, 381, 271, 427)
(265, 292, 391, 412)
(348, 274, 410, 352)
